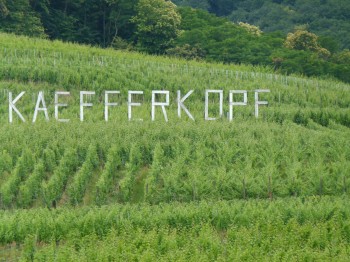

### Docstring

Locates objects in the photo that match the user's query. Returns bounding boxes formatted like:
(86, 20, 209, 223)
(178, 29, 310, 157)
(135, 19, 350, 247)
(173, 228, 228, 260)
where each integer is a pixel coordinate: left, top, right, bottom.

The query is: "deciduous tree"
(0, 0, 46, 37)
(131, 0, 181, 53)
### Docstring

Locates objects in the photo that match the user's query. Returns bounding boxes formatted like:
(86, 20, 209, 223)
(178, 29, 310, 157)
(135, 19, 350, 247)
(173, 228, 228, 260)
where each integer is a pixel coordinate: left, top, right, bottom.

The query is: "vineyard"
(0, 33, 349, 260)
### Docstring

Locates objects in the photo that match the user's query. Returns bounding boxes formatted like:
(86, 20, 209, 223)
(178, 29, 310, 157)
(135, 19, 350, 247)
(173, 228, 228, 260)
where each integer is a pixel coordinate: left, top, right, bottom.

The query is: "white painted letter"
(33, 91, 49, 122)
(105, 91, 120, 121)
(177, 90, 194, 121)
(80, 91, 95, 121)
(128, 91, 143, 121)
(255, 89, 270, 118)
(152, 90, 170, 122)
(205, 90, 223, 121)
(229, 90, 247, 121)
(9, 92, 26, 123)
(55, 91, 70, 122)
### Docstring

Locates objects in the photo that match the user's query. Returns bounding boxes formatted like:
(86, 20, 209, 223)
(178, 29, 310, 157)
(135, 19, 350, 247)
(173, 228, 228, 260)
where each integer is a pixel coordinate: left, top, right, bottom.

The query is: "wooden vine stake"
(319, 177, 323, 196)
(268, 175, 273, 201)
(242, 178, 247, 200)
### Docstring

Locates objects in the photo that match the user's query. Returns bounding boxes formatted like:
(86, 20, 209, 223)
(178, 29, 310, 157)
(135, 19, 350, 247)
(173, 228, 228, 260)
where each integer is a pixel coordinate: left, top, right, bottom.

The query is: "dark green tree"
(105, 0, 138, 46)
(172, 0, 209, 10)
(131, 0, 182, 54)
(0, 0, 46, 37)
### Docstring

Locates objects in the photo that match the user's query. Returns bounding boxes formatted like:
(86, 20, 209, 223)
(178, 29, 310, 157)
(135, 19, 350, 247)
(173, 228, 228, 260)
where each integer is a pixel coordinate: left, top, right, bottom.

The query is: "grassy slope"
(0, 33, 349, 260)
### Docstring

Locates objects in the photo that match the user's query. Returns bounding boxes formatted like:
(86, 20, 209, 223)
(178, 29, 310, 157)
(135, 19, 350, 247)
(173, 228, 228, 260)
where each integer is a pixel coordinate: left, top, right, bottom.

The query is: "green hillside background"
(173, 0, 350, 49)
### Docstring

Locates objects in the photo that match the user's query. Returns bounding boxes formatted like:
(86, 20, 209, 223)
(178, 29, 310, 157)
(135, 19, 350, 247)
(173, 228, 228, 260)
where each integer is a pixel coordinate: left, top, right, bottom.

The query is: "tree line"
(173, 0, 350, 50)
(0, 0, 349, 83)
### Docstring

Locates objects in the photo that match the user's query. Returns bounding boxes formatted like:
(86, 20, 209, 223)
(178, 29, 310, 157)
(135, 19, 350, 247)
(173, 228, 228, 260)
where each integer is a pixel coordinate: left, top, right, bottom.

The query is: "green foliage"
(119, 144, 143, 201)
(175, 7, 263, 64)
(0, 0, 138, 47)
(95, 145, 122, 204)
(204, 0, 350, 50)
(1, 198, 350, 260)
(43, 148, 57, 173)
(284, 29, 330, 58)
(145, 143, 164, 202)
(172, 1, 350, 83)
(128, 143, 142, 172)
(0, 150, 12, 174)
(68, 144, 99, 205)
(333, 49, 350, 64)
(18, 160, 45, 208)
(175, 7, 350, 83)
(172, 0, 209, 10)
(22, 235, 36, 261)
(110, 36, 132, 51)
(0, 0, 349, 82)
(131, 0, 181, 53)
(105, 0, 138, 44)
(166, 44, 206, 60)
(0, 149, 34, 207)
(238, 21, 262, 36)
(0, 0, 46, 37)
(42, 148, 79, 207)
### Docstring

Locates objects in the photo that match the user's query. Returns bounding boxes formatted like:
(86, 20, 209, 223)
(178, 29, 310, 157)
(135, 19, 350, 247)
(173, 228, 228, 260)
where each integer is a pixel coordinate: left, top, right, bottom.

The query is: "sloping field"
(0, 33, 349, 261)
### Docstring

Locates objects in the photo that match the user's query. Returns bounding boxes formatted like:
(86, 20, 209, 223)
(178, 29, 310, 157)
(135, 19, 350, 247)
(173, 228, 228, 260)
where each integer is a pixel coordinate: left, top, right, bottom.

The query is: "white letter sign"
(128, 91, 143, 121)
(105, 91, 120, 121)
(9, 92, 26, 123)
(205, 90, 223, 121)
(33, 91, 49, 122)
(152, 90, 170, 122)
(229, 90, 247, 121)
(6, 89, 272, 123)
(55, 91, 70, 122)
(177, 90, 194, 121)
(255, 89, 270, 118)
(80, 91, 95, 121)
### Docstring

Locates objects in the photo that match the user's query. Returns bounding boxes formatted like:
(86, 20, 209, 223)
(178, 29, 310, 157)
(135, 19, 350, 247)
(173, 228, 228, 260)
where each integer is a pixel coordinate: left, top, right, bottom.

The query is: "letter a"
(33, 91, 49, 122)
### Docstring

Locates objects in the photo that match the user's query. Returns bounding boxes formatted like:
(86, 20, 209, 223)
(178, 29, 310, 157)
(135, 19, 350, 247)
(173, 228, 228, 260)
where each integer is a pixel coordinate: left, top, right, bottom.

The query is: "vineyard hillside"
(0, 33, 349, 261)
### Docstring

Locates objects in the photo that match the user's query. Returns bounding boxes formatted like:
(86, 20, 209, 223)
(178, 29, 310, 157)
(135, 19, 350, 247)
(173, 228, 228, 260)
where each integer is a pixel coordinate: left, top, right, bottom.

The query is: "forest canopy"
(173, 0, 350, 50)
(0, 0, 349, 83)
